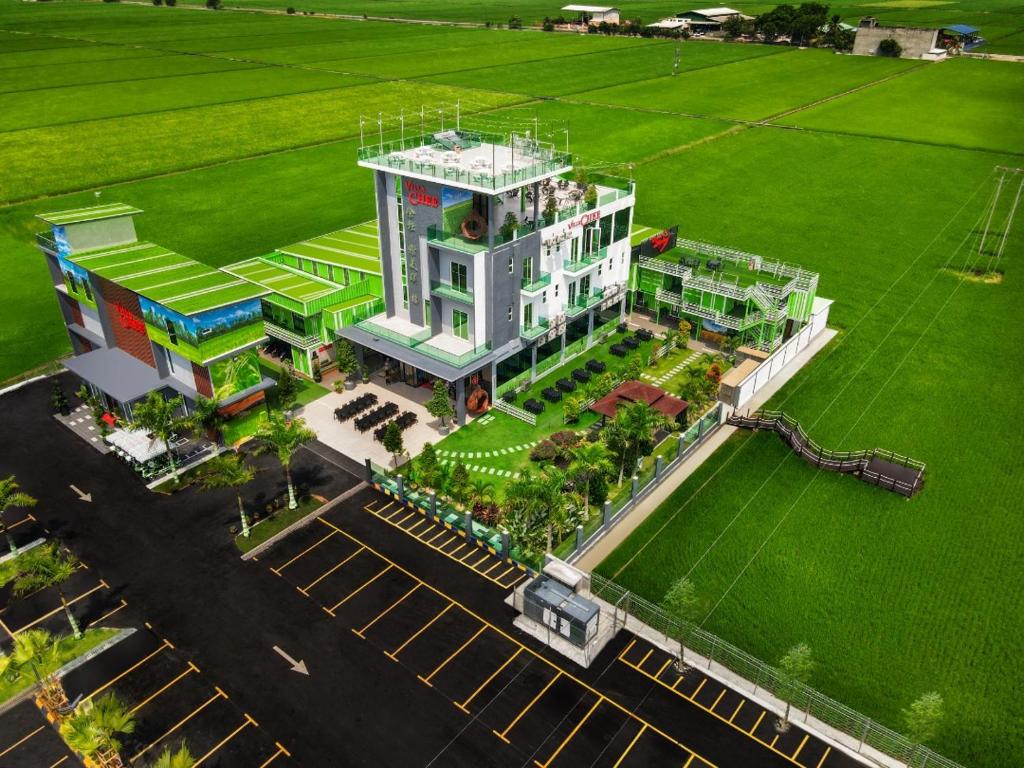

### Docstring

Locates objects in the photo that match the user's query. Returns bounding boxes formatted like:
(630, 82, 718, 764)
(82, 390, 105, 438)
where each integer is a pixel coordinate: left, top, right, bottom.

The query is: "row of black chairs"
(524, 399, 545, 415)
(373, 411, 418, 442)
(586, 359, 606, 374)
(556, 378, 576, 393)
(572, 367, 591, 384)
(635, 328, 654, 342)
(334, 392, 378, 422)
(542, 387, 562, 403)
(355, 402, 398, 433)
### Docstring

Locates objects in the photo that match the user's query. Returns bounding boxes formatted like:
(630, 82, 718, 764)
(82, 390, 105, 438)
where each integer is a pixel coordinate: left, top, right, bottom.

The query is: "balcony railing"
(564, 288, 604, 317)
(521, 272, 551, 293)
(427, 225, 488, 255)
(520, 317, 549, 340)
(35, 232, 57, 252)
(563, 247, 606, 274)
(263, 321, 320, 349)
(430, 280, 473, 304)
(355, 319, 491, 369)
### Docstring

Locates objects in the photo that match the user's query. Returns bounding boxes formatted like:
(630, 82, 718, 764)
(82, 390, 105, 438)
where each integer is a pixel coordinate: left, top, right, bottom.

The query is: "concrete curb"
(0, 627, 135, 717)
(0, 538, 46, 565)
(240, 482, 368, 560)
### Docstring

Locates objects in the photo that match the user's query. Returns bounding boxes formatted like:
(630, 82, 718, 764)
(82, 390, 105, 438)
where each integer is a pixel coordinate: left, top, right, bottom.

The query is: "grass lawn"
(221, 360, 329, 445)
(235, 495, 323, 553)
(432, 328, 654, 482)
(0, 628, 119, 706)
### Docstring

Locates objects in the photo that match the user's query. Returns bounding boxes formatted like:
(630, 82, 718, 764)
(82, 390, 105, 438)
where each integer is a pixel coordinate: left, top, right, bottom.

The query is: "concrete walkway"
(575, 327, 837, 571)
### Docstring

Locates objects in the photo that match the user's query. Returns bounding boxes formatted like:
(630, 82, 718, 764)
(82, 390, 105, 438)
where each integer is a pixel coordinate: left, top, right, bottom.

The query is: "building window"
(164, 346, 175, 373)
(507, 306, 513, 322)
(165, 318, 178, 345)
(598, 263, 602, 276)
(83, 280, 93, 302)
(523, 303, 533, 328)
(522, 258, 532, 284)
(293, 313, 306, 335)
(452, 309, 469, 340)
(542, 291, 547, 303)
(508, 256, 514, 274)
(451, 262, 468, 293)
(554, 284, 559, 297)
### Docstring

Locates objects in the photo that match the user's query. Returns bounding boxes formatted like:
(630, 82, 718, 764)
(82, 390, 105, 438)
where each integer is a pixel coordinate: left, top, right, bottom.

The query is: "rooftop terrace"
(66, 241, 267, 316)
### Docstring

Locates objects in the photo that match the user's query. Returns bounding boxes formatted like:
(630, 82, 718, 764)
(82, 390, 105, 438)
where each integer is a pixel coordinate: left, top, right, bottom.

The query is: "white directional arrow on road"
(70, 485, 92, 502)
(273, 645, 309, 675)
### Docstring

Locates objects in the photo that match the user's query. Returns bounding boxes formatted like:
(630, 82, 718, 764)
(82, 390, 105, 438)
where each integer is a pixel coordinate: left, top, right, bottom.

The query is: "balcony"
(355, 318, 491, 370)
(356, 319, 432, 348)
(521, 272, 551, 294)
(565, 288, 604, 317)
(427, 225, 488, 255)
(263, 321, 320, 349)
(520, 317, 549, 340)
(563, 248, 606, 274)
(430, 280, 473, 304)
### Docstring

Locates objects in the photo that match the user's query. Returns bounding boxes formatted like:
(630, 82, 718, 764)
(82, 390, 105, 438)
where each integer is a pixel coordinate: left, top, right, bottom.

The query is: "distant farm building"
(672, 7, 749, 33)
(852, 17, 984, 59)
(561, 5, 620, 25)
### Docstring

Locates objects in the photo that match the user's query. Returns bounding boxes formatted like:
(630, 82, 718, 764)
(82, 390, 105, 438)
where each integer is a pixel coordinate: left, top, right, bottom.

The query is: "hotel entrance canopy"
(63, 347, 199, 403)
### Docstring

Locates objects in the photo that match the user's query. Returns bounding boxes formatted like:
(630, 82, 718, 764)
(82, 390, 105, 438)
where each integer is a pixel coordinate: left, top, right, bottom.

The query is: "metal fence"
(590, 573, 965, 768)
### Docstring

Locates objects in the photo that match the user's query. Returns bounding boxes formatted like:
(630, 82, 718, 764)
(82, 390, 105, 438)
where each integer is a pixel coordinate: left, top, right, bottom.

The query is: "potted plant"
(50, 381, 70, 416)
(335, 339, 360, 390)
(500, 211, 519, 240)
(311, 355, 322, 383)
(584, 183, 598, 209)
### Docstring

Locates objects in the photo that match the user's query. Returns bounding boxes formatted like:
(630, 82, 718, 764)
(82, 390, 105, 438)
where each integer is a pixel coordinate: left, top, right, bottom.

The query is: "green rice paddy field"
(0, 3, 1021, 765)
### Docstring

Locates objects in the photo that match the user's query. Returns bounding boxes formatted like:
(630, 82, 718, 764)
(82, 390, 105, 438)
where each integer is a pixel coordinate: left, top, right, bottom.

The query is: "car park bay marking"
(130, 689, 227, 763)
(325, 564, 392, 615)
(612, 724, 647, 767)
(91, 598, 128, 626)
(48, 756, 69, 767)
(534, 696, 604, 768)
(816, 747, 832, 767)
(417, 626, 486, 687)
(456, 648, 522, 713)
(12, 581, 108, 634)
(299, 546, 364, 594)
(85, 639, 172, 701)
(386, 603, 453, 661)
(494, 672, 561, 744)
(259, 743, 291, 767)
(0, 726, 44, 759)
(353, 583, 420, 638)
(128, 662, 199, 715)
(193, 714, 258, 767)
(271, 530, 337, 574)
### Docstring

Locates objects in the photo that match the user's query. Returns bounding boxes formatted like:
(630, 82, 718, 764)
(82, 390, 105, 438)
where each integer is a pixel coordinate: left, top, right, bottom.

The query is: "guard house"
(561, 4, 620, 25)
(36, 204, 273, 420)
(340, 116, 636, 424)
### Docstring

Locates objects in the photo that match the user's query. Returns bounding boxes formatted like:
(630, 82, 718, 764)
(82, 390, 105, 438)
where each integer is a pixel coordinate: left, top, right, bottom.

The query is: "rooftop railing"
(355, 318, 491, 369)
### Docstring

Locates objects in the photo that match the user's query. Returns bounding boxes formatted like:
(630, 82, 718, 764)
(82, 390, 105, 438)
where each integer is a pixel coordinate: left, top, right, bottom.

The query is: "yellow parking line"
(710, 689, 726, 711)
(750, 711, 765, 734)
(770, 734, 779, 748)
(328, 564, 392, 613)
(534, 696, 603, 767)
(13, 582, 106, 634)
(612, 724, 647, 768)
(816, 746, 831, 768)
(315, 518, 711, 766)
(494, 565, 517, 582)
(684, 755, 696, 767)
(482, 560, 504, 577)
(424, 530, 447, 546)
(300, 546, 364, 593)
(0, 726, 44, 758)
(730, 700, 745, 722)
(86, 640, 171, 700)
(793, 734, 809, 760)
(395, 511, 417, 527)
(456, 648, 521, 713)
(354, 583, 420, 637)
(407, 519, 429, 536)
(637, 648, 653, 669)
(193, 715, 256, 766)
(90, 598, 128, 626)
(618, 639, 637, 661)
(448, 542, 470, 557)
(690, 678, 707, 700)
(387, 603, 453, 660)
(459, 547, 479, 563)
(48, 756, 69, 768)
(271, 531, 336, 574)
(469, 552, 491, 569)
(418, 625, 486, 686)
(494, 672, 561, 744)
(259, 743, 290, 767)
(655, 657, 673, 678)
(131, 690, 225, 763)
(128, 663, 198, 715)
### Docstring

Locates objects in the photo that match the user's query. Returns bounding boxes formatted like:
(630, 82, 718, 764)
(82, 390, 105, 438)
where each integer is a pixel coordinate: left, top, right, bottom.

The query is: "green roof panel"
(278, 219, 382, 274)
(37, 202, 143, 227)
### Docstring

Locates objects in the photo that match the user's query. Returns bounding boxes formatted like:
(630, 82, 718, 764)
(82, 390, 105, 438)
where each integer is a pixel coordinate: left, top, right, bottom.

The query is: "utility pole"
(977, 170, 1006, 259)
(994, 172, 1023, 263)
(673, 43, 681, 76)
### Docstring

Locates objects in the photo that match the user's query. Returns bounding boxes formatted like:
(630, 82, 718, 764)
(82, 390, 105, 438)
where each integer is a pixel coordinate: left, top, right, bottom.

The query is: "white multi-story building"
(339, 126, 635, 423)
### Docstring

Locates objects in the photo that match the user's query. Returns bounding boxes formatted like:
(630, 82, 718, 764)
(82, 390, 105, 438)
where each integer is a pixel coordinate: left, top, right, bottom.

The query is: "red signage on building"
(404, 179, 439, 208)
(566, 210, 601, 229)
(113, 302, 145, 334)
(650, 230, 672, 253)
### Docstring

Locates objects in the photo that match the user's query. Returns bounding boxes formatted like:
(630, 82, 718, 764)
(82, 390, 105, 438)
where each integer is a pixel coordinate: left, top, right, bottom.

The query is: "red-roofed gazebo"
(590, 380, 688, 423)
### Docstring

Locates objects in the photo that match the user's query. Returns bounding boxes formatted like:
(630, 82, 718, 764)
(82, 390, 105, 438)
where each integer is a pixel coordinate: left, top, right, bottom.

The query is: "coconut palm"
(149, 743, 195, 768)
(60, 693, 135, 761)
(197, 454, 256, 538)
(13, 544, 83, 638)
(253, 412, 316, 510)
(608, 402, 664, 485)
(568, 442, 612, 519)
(0, 475, 36, 556)
(10, 628, 56, 684)
(192, 396, 224, 444)
(131, 391, 195, 483)
(467, 479, 494, 511)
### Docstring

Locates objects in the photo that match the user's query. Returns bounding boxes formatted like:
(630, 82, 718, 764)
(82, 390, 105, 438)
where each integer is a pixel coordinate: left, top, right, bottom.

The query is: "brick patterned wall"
(192, 363, 213, 398)
(94, 276, 156, 368)
(59, 292, 84, 328)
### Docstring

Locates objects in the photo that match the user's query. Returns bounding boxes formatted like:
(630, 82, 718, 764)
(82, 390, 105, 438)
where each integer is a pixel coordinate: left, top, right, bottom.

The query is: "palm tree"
(535, 467, 567, 553)
(608, 402, 664, 485)
(10, 628, 56, 684)
(192, 396, 224, 444)
(467, 479, 494, 511)
(149, 743, 195, 768)
(131, 391, 195, 483)
(13, 543, 83, 639)
(61, 693, 135, 762)
(197, 454, 256, 538)
(568, 442, 612, 520)
(0, 475, 36, 556)
(253, 412, 315, 510)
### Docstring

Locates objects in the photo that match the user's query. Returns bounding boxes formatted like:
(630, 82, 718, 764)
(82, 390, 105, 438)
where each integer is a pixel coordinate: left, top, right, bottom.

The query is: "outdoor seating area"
(556, 378, 576, 393)
(524, 399, 545, 415)
(373, 410, 418, 442)
(572, 368, 591, 383)
(635, 328, 654, 342)
(355, 402, 399, 433)
(623, 336, 640, 350)
(586, 359, 607, 374)
(610, 344, 628, 357)
(542, 387, 562, 403)
(105, 428, 212, 480)
(334, 392, 379, 422)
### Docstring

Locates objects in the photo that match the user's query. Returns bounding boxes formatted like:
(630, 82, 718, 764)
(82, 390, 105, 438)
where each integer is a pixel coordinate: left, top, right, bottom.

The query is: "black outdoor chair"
(707, 258, 721, 271)
(610, 344, 628, 357)
(635, 329, 653, 342)
(618, 322, 628, 333)
(524, 399, 545, 415)
(542, 388, 562, 403)
(572, 368, 591, 383)
(586, 359, 606, 374)
(623, 337, 639, 350)
(556, 378, 576, 393)
(684, 256, 701, 269)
